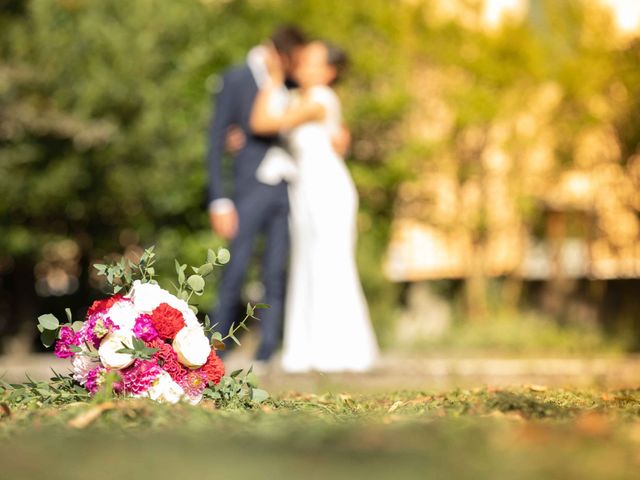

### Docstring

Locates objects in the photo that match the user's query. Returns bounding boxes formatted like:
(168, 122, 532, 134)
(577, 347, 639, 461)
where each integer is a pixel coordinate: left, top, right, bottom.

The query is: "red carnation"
(148, 338, 188, 383)
(87, 294, 124, 318)
(199, 350, 225, 385)
(150, 303, 185, 340)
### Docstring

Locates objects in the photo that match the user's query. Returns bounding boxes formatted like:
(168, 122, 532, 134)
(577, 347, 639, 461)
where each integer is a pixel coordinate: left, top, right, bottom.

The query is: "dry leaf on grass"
(67, 402, 116, 429)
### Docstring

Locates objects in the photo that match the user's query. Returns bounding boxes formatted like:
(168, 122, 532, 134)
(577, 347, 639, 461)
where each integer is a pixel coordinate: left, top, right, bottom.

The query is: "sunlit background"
(1, 0, 640, 358)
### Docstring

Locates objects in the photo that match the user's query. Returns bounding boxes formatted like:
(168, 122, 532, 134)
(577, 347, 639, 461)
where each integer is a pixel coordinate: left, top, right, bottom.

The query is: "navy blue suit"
(206, 64, 289, 361)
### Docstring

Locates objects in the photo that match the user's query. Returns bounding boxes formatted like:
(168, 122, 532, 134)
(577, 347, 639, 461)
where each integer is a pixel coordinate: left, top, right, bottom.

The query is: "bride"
(250, 40, 378, 372)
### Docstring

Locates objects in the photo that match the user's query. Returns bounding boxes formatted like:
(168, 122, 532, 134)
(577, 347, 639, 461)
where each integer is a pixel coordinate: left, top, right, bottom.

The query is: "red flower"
(148, 338, 188, 383)
(199, 350, 225, 385)
(87, 294, 124, 318)
(150, 303, 185, 340)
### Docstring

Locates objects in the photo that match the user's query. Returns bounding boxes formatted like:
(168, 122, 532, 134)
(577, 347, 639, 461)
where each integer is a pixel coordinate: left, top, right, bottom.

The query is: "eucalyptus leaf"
(40, 329, 58, 348)
(187, 274, 205, 292)
(38, 314, 59, 331)
(250, 388, 269, 403)
(197, 263, 214, 276)
(217, 248, 230, 264)
(71, 321, 84, 332)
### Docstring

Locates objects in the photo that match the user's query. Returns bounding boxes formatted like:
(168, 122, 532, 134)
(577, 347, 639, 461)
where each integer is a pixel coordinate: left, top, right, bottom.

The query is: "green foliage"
(2, 0, 640, 346)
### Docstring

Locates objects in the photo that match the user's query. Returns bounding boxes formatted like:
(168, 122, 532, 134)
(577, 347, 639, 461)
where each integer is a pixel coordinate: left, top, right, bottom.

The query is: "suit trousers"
(213, 181, 289, 361)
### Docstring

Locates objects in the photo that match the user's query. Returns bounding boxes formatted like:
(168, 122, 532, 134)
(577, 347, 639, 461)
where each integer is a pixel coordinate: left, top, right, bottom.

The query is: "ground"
(2, 368, 640, 480)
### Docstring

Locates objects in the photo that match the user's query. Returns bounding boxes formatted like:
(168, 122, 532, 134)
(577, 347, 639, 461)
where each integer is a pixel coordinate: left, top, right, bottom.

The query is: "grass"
(2, 386, 640, 480)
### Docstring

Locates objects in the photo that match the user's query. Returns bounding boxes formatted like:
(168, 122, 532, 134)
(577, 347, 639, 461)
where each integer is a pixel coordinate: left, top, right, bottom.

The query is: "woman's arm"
(250, 84, 326, 135)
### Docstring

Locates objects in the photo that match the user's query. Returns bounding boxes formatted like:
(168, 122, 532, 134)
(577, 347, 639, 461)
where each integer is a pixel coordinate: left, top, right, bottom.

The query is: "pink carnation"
(133, 314, 158, 342)
(54, 326, 78, 359)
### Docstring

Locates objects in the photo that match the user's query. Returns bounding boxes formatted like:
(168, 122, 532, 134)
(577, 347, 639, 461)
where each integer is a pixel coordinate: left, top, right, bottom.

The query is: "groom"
(206, 26, 307, 363)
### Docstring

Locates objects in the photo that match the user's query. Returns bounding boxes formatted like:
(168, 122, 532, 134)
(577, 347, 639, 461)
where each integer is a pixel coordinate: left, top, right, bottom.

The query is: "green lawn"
(2, 387, 640, 480)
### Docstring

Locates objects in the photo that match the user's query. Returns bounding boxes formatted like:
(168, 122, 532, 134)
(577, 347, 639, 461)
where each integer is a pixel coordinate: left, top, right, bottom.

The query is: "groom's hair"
(271, 25, 307, 55)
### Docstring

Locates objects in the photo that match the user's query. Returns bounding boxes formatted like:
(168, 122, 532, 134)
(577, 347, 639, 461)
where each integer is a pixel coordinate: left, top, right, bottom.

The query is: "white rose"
(98, 332, 135, 369)
(106, 300, 139, 331)
(172, 326, 211, 368)
(141, 371, 185, 404)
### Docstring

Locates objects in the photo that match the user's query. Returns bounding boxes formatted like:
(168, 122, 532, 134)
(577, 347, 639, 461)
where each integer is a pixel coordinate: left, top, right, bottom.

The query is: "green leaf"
(211, 331, 223, 341)
(246, 372, 258, 388)
(71, 321, 84, 332)
(254, 303, 270, 309)
(250, 388, 269, 403)
(197, 263, 214, 276)
(230, 369, 243, 378)
(38, 314, 59, 331)
(187, 274, 205, 292)
(217, 248, 230, 264)
(207, 249, 217, 264)
(245, 303, 255, 316)
(40, 329, 58, 348)
(65, 308, 73, 323)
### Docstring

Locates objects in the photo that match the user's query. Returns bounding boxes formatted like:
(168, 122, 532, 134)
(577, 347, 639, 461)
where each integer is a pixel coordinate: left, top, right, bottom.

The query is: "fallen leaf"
(387, 401, 404, 413)
(68, 401, 116, 429)
(528, 384, 548, 392)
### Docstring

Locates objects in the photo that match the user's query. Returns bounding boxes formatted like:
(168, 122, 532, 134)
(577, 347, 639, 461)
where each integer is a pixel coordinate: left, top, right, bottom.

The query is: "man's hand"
(225, 125, 246, 154)
(331, 124, 351, 157)
(209, 207, 238, 241)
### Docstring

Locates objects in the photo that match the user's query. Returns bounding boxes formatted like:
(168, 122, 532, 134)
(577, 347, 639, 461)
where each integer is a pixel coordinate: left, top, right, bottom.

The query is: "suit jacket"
(206, 64, 279, 205)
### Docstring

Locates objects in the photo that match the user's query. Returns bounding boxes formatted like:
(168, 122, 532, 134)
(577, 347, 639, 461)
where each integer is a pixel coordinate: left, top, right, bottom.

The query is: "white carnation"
(129, 280, 172, 313)
(72, 352, 100, 385)
(129, 280, 200, 328)
(140, 371, 185, 404)
(172, 326, 211, 368)
(98, 331, 135, 370)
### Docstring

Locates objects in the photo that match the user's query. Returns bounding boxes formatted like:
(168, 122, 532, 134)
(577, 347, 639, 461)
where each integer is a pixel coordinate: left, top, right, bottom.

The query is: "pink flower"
(85, 366, 106, 394)
(148, 339, 188, 383)
(119, 359, 163, 395)
(54, 326, 78, 359)
(179, 370, 208, 398)
(133, 314, 158, 342)
(77, 314, 119, 349)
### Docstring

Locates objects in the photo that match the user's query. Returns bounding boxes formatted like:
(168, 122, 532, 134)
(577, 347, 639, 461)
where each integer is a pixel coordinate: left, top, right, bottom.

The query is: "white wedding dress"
(281, 86, 378, 372)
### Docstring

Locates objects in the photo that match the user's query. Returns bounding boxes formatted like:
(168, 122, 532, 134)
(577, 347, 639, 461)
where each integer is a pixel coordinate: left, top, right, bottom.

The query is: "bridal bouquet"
(37, 247, 264, 405)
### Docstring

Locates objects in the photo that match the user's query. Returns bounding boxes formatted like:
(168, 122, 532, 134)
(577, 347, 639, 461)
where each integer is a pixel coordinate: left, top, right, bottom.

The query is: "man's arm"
(206, 72, 239, 240)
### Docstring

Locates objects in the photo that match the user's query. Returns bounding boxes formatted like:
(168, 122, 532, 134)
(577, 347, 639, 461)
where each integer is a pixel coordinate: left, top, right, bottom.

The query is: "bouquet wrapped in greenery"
(36, 247, 267, 405)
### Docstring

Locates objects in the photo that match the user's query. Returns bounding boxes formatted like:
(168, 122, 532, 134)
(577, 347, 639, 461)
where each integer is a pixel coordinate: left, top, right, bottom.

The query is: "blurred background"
(2, 0, 640, 360)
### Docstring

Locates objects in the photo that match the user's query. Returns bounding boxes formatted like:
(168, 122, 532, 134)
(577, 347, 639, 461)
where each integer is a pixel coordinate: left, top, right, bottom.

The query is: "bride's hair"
(321, 41, 348, 85)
